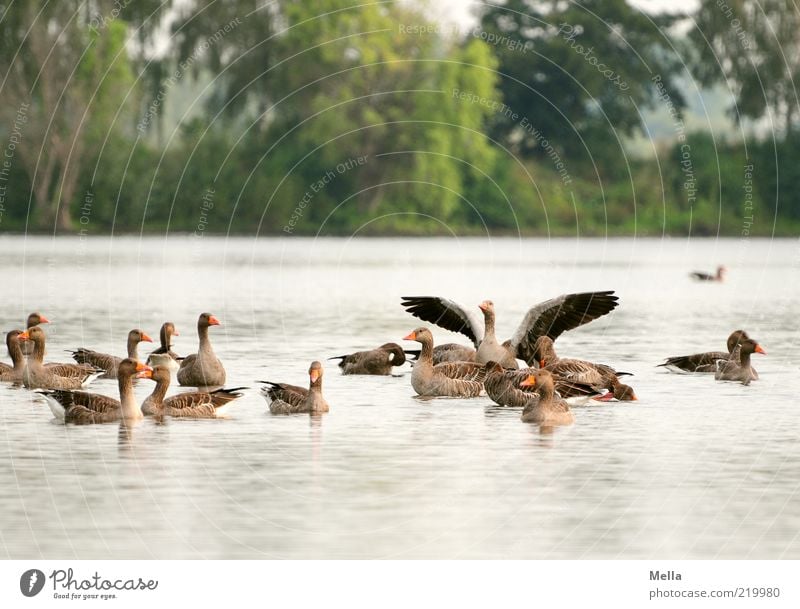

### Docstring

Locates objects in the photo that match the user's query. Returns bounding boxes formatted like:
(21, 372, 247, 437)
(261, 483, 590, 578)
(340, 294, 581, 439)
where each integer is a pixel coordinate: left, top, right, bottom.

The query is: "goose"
(37, 359, 150, 424)
(71, 328, 153, 379)
(534, 336, 637, 400)
(177, 313, 226, 387)
(519, 370, 575, 426)
(0, 330, 26, 383)
(141, 365, 244, 418)
(483, 361, 604, 407)
(401, 290, 618, 369)
(19, 327, 102, 389)
(403, 327, 486, 397)
(146, 322, 181, 372)
(329, 342, 407, 375)
(690, 265, 726, 282)
(659, 330, 757, 378)
(715, 338, 765, 385)
(260, 361, 329, 414)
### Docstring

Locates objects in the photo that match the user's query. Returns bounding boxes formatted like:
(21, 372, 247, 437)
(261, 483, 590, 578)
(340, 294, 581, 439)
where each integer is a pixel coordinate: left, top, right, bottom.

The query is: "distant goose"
(329, 342, 407, 375)
(401, 291, 619, 369)
(146, 322, 181, 372)
(715, 338, 766, 385)
(690, 265, 726, 282)
(178, 313, 226, 387)
(141, 365, 244, 418)
(20, 327, 103, 389)
(534, 336, 637, 400)
(659, 330, 757, 378)
(260, 361, 329, 414)
(403, 327, 486, 397)
(519, 370, 575, 426)
(37, 359, 150, 424)
(71, 329, 153, 379)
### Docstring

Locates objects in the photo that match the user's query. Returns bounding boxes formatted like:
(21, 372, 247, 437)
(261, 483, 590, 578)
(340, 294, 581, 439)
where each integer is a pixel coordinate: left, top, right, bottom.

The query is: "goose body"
(71, 329, 152, 379)
(659, 330, 757, 379)
(261, 361, 329, 414)
(715, 338, 765, 385)
(519, 370, 575, 426)
(483, 361, 605, 408)
(37, 359, 149, 424)
(146, 322, 181, 372)
(690, 265, 726, 282)
(330, 342, 406, 375)
(20, 327, 102, 390)
(404, 327, 486, 397)
(0, 330, 26, 383)
(141, 365, 244, 418)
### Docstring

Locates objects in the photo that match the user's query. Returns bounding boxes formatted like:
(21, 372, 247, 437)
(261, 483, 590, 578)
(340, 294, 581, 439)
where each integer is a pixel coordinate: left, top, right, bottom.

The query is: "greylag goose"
(20, 312, 50, 357)
(533, 336, 637, 400)
(37, 359, 150, 424)
(141, 365, 244, 418)
(715, 338, 765, 385)
(19, 327, 102, 389)
(403, 327, 486, 397)
(401, 291, 618, 368)
(659, 330, 757, 378)
(260, 361, 329, 414)
(146, 322, 180, 371)
(177, 313, 226, 387)
(0, 330, 26, 383)
(483, 361, 604, 407)
(329, 342, 407, 375)
(71, 328, 153, 379)
(519, 370, 575, 426)
(690, 265, 726, 282)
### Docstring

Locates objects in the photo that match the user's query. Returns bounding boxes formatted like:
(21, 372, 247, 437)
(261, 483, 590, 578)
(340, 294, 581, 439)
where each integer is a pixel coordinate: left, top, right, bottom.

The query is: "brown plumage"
(690, 265, 726, 282)
(0, 330, 26, 383)
(261, 361, 329, 414)
(20, 327, 102, 390)
(401, 291, 618, 368)
(141, 365, 244, 418)
(20, 312, 50, 357)
(483, 361, 605, 408)
(330, 342, 407, 375)
(177, 313, 226, 387)
(659, 330, 757, 379)
(146, 322, 181, 367)
(36, 359, 150, 424)
(71, 328, 153, 379)
(519, 370, 575, 426)
(534, 336, 637, 400)
(715, 338, 766, 385)
(403, 327, 485, 397)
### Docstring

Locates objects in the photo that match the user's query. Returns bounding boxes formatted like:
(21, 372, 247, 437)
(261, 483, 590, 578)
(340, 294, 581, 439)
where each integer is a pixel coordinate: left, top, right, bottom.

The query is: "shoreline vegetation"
(1, 1, 798, 238)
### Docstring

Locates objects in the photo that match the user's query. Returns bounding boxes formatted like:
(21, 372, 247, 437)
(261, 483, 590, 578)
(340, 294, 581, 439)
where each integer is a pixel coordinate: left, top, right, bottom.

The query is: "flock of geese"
(1, 270, 766, 429)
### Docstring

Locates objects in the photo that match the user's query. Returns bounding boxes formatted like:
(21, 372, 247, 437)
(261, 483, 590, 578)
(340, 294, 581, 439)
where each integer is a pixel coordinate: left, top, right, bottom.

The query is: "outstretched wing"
(400, 296, 484, 347)
(510, 291, 619, 365)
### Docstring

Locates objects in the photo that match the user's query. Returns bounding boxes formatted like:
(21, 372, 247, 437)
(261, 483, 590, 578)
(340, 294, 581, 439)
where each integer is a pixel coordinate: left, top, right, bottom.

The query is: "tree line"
(0, 0, 797, 236)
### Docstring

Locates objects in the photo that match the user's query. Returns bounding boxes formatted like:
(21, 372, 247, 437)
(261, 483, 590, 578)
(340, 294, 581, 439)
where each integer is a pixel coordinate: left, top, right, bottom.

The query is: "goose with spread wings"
(401, 291, 619, 369)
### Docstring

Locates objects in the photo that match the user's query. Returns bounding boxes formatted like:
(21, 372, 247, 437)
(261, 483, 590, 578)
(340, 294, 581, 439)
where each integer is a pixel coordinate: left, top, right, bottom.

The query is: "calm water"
(0, 235, 798, 559)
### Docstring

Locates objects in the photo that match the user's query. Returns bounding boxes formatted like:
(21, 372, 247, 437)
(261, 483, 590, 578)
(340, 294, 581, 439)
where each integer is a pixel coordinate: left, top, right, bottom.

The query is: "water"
(0, 235, 798, 558)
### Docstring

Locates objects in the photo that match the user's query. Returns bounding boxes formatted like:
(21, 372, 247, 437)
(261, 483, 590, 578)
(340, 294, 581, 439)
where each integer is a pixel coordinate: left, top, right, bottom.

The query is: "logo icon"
(20, 569, 45, 597)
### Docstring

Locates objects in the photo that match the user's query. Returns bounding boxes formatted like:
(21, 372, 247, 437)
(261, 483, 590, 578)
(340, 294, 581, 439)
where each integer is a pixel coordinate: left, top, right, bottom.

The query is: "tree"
(478, 0, 686, 165)
(691, 0, 800, 135)
(0, 0, 169, 230)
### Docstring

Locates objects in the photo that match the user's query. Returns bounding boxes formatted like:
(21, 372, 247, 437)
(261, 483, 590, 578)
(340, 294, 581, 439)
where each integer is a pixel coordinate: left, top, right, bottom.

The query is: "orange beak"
(520, 374, 537, 388)
(754, 344, 766, 355)
(403, 331, 417, 341)
(18, 331, 30, 341)
(39, 315, 50, 324)
(478, 303, 488, 312)
(135, 362, 153, 378)
(309, 369, 320, 383)
(539, 360, 546, 368)
(208, 316, 221, 326)
(631, 394, 639, 401)
(173, 329, 180, 336)
(141, 333, 153, 343)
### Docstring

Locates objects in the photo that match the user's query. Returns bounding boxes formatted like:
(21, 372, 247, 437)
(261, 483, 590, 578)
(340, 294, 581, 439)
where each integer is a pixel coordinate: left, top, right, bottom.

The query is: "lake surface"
(0, 235, 798, 559)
